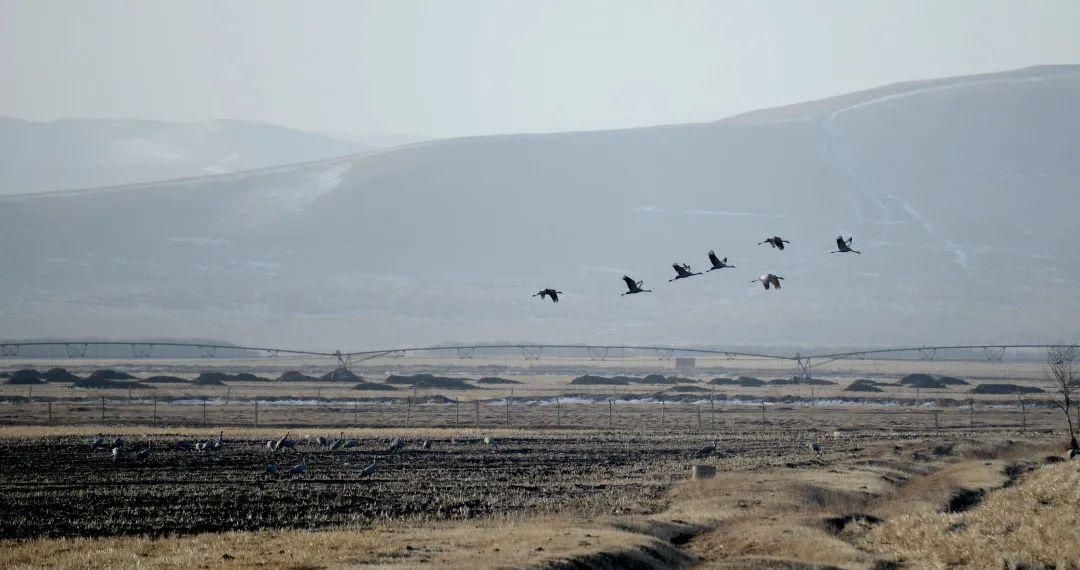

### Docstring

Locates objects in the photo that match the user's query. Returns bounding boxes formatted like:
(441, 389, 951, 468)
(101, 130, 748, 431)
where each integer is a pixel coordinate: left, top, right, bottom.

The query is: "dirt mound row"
(352, 382, 396, 391)
(142, 376, 189, 384)
(898, 374, 969, 389)
(72, 378, 154, 390)
(475, 377, 522, 385)
(384, 374, 478, 390)
(708, 376, 766, 387)
(193, 372, 270, 385)
(969, 383, 1045, 395)
(844, 379, 883, 392)
(276, 371, 322, 382)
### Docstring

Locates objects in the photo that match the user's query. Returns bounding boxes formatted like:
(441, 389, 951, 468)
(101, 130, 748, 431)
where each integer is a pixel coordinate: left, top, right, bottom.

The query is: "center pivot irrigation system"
(0, 341, 1073, 380)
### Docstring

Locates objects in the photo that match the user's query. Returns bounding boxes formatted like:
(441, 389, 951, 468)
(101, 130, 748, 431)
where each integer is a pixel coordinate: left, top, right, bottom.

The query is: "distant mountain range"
(0, 117, 430, 195)
(2, 65, 1078, 350)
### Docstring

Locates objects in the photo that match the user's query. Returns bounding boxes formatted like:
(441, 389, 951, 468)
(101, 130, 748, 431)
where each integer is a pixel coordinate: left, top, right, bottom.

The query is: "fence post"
(608, 398, 613, 429)
(316, 387, 321, 407)
(28, 385, 32, 399)
(933, 410, 940, 433)
(506, 389, 512, 427)
(760, 401, 766, 423)
(153, 395, 158, 425)
(48, 401, 52, 423)
(202, 396, 207, 427)
(474, 400, 480, 432)
(406, 397, 412, 429)
(455, 398, 460, 425)
(556, 396, 561, 428)
(968, 399, 974, 429)
(710, 394, 715, 429)
(697, 405, 702, 429)
(225, 386, 231, 406)
(915, 386, 921, 407)
(353, 399, 359, 424)
(101, 397, 106, 425)
(1017, 392, 1026, 434)
(660, 396, 665, 429)
(254, 400, 259, 428)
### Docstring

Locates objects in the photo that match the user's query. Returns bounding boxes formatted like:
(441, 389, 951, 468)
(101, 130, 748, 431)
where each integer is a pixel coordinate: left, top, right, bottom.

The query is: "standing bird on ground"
(809, 442, 823, 456)
(532, 289, 564, 303)
(831, 235, 861, 254)
(706, 251, 734, 271)
(342, 437, 358, 449)
(758, 236, 790, 250)
(315, 435, 328, 447)
(90, 435, 106, 450)
(422, 440, 432, 450)
(272, 432, 291, 454)
(752, 274, 785, 290)
(359, 460, 377, 478)
(694, 441, 718, 459)
(211, 431, 224, 450)
(287, 459, 308, 477)
(111, 446, 122, 463)
(669, 263, 701, 282)
(621, 275, 652, 295)
(387, 438, 405, 453)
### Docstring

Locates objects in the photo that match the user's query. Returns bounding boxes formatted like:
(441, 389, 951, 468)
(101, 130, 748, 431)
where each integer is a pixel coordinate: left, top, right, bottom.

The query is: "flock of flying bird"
(86, 235, 862, 475)
(533, 234, 862, 302)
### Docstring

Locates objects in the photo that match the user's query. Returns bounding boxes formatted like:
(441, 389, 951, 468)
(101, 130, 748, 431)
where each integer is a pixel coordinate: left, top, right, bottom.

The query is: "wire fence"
(0, 393, 1065, 434)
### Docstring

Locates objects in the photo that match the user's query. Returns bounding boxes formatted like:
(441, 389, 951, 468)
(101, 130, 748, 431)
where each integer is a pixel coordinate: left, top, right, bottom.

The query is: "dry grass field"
(1, 356, 1077, 568)
(1, 425, 1077, 568)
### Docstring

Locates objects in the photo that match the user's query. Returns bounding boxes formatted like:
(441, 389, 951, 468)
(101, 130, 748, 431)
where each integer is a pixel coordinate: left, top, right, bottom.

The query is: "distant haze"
(3, 1, 1080, 140)
(2, 66, 1078, 350)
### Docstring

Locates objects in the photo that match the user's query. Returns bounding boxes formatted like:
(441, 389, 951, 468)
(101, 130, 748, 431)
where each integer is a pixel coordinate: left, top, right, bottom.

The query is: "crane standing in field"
(753, 274, 785, 290)
(272, 432, 292, 454)
(287, 458, 308, 477)
(706, 251, 734, 271)
(758, 236, 790, 250)
(831, 235, 861, 254)
(359, 460, 377, 478)
(532, 288, 564, 303)
(621, 275, 652, 295)
(669, 263, 701, 282)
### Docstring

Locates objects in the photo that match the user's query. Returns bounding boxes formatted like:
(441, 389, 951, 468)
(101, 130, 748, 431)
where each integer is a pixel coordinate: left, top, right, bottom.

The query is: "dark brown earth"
(0, 433, 709, 539)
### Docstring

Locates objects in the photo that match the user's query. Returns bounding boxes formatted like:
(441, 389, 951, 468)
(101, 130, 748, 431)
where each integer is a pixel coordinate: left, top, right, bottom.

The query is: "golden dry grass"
(658, 438, 1065, 569)
(1, 425, 1072, 570)
(3, 516, 688, 569)
(866, 461, 1080, 568)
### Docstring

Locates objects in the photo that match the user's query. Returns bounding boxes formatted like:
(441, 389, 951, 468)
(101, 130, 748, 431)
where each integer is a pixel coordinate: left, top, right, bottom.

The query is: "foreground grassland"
(1, 425, 1077, 569)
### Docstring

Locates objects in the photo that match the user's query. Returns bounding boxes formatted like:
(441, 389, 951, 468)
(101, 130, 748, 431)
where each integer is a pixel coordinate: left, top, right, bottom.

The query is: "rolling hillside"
(2, 66, 1078, 350)
(0, 118, 372, 194)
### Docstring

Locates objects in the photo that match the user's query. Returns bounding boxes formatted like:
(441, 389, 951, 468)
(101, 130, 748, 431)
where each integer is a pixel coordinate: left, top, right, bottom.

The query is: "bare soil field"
(2, 426, 1077, 569)
(1, 357, 1076, 568)
(0, 428, 683, 539)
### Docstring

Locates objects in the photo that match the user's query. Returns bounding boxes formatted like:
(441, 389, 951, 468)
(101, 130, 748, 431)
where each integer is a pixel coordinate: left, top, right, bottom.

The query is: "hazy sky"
(4, 0, 1080, 140)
